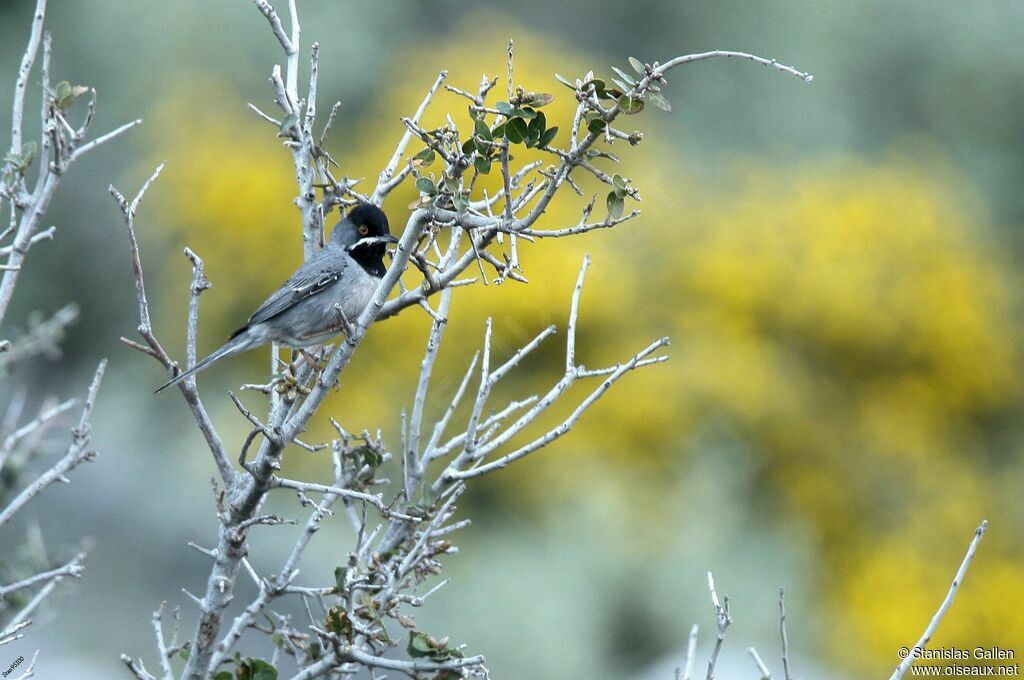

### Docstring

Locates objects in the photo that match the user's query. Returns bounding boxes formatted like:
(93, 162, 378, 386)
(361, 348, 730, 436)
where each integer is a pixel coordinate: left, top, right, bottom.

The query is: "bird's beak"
(348, 235, 400, 251)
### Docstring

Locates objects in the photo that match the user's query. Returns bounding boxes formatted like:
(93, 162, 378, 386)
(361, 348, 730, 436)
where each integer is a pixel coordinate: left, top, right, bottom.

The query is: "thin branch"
(657, 50, 813, 83)
(0, 620, 31, 648)
(679, 624, 698, 680)
(113, 166, 233, 486)
(705, 571, 731, 680)
(10, 650, 39, 680)
(68, 118, 142, 162)
(120, 654, 157, 680)
(8, 0, 47, 159)
(0, 553, 84, 599)
(779, 587, 792, 680)
(152, 603, 175, 680)
(6, 552, 86, 629)
(0, 362, 104, 527)
(889, 520, 989, 680)
(254, 0, 296, 56)
(372, 70, 448, 203)
(0, 225, 55, 257)
(748, 647, 772, 679)
(271, 477, 419, 522)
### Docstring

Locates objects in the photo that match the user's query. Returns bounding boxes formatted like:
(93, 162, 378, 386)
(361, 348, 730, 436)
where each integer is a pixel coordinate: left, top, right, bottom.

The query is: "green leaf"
(504, 117, 528, 144)
(453, 193, 469, 212)
(474, 155, 492, 174)
(607, 191, 625, 219)
(248, 659, 278, 680)
(513, 107, 537, 120)
(587, 119, 606, 135)
(617, 96, 645, 114)
(325, 606, 351, 637)
(582, 78, 607, 95)
(527, 111, 547, 142)
(237, 658, 277, 680)
(55, 81, 72, 102)
(611, 66, 636, 86)
(334, 566, 346, 593)
(214, 673, 233, 680)
(178, 644, 190, 660)
(537, 126, 559, 149)
(554, 73, 577, 90)
(495, 101, 513, 115)
(408, 632, 435, 658)
(278, 113, 298, 134)
(412, 148, 436, 167)
(474, 118, 492, 141)
(20, 141, 36, 169)
(461, 139, 476, 155)
(612, 174, 627, 194)
(647, 91, 673, 112)
(585, 148, 620, 163)
(54, 80, 89, 110)
(611, 78, 632, 93)
(524, 92, 555, 107)
(415, 177, 437, 196)
(628, 56, 645, 74)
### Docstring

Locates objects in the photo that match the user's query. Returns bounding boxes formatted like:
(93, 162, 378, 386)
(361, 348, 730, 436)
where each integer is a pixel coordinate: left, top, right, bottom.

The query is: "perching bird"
(156, 203, 397, 393)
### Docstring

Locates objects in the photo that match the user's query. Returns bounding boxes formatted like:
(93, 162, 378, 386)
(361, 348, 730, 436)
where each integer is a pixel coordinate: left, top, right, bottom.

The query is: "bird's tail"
(155, 333, 255, 394)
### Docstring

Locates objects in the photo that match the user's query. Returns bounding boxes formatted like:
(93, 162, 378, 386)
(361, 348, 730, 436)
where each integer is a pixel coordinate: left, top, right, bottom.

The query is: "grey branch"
(0, 553, 84, 600)
(705, 572, 732, 680)
(655, 50, 813, 83)
(889, 520, 989, 680)
(4, 552, 86, 630)
(1, 0, 137, 327)
(748, 647, 772, 679)
(779, 587, 793, 680)
(112, 166, 234, 486)
(0, 362, 104, 527)
(0, 620, 31, 648)
(679, 624, 699, 680)
(372, 70, 448, 203)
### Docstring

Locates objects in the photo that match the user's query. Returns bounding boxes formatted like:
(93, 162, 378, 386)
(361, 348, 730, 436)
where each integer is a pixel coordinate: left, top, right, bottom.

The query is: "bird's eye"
(358, 225, 369, 235)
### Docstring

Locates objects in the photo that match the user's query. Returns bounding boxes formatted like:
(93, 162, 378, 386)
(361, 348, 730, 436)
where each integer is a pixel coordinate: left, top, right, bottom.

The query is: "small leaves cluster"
(211, 654, 278, 680)
(52, 80, 89, 112)
(2, 142, 36, 182)
(488, 87, 559, 153)
(409, 83, 558, 215)
(408, 630, 466, 666)
(606, 173, 631, 219)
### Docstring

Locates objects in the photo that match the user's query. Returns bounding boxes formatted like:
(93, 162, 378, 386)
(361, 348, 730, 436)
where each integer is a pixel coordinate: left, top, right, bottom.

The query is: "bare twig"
(372, 70, 448, 203)
(680, 624, 699, 680)
(779, 587, 792, 680)
(748, 647, 772, 679)
(0, 363, 104, 527)
(889, 520, 989, 680)
(706, 572, 732, 680)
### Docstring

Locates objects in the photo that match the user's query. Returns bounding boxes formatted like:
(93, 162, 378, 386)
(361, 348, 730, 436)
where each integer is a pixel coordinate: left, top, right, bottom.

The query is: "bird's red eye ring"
(358, 225, 369, 235)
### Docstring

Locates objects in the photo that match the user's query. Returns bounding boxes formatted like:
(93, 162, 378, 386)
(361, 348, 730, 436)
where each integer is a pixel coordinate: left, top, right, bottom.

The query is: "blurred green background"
(1, 0, 1022, 677)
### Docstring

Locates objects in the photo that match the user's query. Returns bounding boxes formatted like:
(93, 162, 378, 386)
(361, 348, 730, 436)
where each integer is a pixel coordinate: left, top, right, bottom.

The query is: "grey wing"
(229, 261, 344, 339)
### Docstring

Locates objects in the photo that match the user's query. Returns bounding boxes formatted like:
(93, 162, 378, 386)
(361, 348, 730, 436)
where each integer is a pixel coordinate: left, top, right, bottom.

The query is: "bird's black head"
(331, 204, 396, 278)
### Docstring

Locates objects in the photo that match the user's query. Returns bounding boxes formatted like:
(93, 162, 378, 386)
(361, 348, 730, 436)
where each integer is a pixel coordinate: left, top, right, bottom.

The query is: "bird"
(156, 203, 397, 393)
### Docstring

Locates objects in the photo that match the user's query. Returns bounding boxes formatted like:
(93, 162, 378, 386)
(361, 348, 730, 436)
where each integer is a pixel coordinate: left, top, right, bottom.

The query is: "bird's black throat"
(350, 244, 388, 278)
